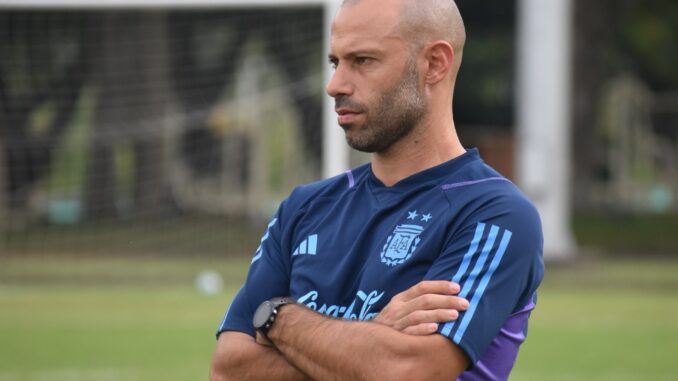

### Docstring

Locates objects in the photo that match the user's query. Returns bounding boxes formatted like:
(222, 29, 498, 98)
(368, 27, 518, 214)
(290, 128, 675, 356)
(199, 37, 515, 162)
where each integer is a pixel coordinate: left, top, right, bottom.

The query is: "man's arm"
(268, 304, 469, 381)
(209, 331, 313, 381)
(211, 280, 467, 381)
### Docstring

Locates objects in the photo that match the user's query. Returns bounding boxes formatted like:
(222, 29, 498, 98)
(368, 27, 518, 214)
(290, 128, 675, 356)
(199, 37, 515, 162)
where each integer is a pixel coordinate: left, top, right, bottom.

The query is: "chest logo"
(380, 210, 432, 267)
(381, 224, 424, 266)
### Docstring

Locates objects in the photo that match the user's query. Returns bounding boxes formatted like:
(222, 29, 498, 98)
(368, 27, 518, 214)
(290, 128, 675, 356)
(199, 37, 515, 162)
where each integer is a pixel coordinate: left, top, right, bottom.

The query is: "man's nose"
(326, 65, 353, 98)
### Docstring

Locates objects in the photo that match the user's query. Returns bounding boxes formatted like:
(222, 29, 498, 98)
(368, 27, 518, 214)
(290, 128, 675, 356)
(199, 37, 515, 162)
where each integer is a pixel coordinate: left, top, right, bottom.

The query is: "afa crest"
(380, 224, 424, 266)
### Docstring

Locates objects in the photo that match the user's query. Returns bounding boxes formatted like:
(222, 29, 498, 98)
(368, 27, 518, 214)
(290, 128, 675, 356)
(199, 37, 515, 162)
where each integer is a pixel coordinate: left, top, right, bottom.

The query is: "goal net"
(0, 2, 333, 256)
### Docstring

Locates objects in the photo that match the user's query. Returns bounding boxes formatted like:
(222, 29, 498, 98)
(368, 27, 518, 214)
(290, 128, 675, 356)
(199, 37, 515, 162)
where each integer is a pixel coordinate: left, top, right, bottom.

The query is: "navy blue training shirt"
(217, 149, 544, 380)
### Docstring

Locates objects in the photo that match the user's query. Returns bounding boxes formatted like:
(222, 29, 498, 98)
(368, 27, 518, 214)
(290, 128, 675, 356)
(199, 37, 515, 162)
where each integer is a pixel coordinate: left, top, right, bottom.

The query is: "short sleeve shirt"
(217, 149, 544, 380)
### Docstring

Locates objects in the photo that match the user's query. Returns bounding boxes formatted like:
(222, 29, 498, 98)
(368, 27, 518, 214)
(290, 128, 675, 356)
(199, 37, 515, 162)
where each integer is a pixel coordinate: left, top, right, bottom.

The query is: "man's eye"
(355, 57, 372, 65)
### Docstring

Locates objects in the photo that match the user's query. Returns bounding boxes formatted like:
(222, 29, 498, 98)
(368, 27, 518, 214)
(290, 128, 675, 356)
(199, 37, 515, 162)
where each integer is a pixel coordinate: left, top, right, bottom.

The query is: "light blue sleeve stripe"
(457, 225, 499, 299)
(452, 223, 486, 284)
(453, 229, 512, 344)
(440, 223, 486, 336)
(218, 307, 230, 331)
(218, 286, 243, 331)
(442, 225, 499, 336)
(251, 218, 278, 264)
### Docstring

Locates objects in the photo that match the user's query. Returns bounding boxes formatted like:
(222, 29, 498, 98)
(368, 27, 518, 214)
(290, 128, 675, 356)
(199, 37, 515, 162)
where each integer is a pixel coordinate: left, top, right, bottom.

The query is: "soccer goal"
(0, 0, 574, 259)
(0, 0, 346, 227)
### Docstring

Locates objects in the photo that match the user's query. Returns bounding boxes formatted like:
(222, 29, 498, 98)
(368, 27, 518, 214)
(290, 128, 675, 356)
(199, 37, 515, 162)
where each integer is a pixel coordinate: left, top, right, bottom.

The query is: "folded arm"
(268, 303, 469, 381)
(210, 280, 468, 381)
(209, 331, 313, 381)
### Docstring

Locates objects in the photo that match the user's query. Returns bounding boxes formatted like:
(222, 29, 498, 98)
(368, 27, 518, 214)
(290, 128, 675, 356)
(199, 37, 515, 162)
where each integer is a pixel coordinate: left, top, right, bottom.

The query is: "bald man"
(210, 1, 543, 380)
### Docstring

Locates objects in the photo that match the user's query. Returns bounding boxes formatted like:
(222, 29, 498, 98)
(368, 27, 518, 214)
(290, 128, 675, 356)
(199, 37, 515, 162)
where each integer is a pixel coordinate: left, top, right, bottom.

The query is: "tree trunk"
(84, 13, 124, 221)
(132, 12, 171, 219)
(571, 0, 616, 208)
(84, 141, 117, 221)
(0, 74, 11, 219)
(0, 138, 7, 229)
(0, 13, 89, 213)
(84, 12, 174, 221)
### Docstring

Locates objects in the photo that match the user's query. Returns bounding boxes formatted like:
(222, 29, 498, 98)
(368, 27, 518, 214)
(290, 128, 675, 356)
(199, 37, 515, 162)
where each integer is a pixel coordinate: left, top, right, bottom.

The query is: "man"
(210, 0, 544, 380)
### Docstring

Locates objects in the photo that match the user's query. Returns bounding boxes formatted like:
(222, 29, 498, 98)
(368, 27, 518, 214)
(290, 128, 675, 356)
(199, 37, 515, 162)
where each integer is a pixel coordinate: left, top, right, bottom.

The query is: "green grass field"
(1, 255, 677, 380)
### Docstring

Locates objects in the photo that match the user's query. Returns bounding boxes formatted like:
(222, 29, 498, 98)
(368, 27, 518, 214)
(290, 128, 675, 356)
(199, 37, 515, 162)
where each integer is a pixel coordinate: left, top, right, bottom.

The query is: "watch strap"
(254, 296, 296, 340)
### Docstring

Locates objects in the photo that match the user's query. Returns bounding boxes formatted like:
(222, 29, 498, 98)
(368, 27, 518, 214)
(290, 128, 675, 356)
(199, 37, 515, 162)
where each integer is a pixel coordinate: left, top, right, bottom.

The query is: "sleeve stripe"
(440, 222, 487, 336)
(457, 225, 500, 301)
(217, 286, 243, 334)
(218, 302, 232, 332)
(440, 224, 513, 339)
(453, 229, 512, 344)
(251, 217, 278, 264)
(451, 223, 486, 284)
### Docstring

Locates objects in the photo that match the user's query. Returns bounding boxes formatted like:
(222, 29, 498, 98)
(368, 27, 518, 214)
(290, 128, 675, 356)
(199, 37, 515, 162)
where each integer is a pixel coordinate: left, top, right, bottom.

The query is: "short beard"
(342, 57, 427, 153)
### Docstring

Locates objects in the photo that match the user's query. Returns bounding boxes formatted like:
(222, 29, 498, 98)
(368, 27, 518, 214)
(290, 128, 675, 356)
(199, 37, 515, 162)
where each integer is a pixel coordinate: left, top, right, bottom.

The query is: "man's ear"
(424, 41, 454, 85)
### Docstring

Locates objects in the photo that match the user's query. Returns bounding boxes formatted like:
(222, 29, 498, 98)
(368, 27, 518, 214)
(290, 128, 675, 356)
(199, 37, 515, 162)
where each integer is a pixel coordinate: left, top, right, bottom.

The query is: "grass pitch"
(0, 256, 677, 380)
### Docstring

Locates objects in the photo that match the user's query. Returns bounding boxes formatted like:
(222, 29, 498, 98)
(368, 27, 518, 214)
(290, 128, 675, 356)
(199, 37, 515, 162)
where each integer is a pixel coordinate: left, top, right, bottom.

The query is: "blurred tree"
(0, 11, 92, 212)
(572, 0, 678, 208)
(454, 0, 516, 129)
(169, 11, 249, 180)
(85, 9, 324, 221)
(84, 12, 173, 221)
(572, 0, 617, 205)
(620, 0, 678, 90)
(169, 9, 323, 180)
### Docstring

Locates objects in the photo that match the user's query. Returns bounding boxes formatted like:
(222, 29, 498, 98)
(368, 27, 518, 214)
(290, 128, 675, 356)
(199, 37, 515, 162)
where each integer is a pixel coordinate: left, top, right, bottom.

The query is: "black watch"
(252, 297, 296, 340)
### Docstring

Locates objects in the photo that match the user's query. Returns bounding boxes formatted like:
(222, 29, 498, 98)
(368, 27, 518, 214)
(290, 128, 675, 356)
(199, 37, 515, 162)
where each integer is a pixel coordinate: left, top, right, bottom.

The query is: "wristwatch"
(252, 297, 296, 340)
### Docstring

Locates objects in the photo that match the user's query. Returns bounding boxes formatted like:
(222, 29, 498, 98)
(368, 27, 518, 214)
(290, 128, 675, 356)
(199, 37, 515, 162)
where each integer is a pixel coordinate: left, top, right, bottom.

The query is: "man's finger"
(407, 294, 469, 313)
(397, 280, 460, 301)
(399, 309, 460, 330)
(402, 323, 439, 336)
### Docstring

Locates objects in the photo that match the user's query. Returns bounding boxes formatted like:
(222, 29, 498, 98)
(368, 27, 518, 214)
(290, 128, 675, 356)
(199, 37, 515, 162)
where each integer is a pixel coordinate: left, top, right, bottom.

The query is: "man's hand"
(373, 280, 469, 335)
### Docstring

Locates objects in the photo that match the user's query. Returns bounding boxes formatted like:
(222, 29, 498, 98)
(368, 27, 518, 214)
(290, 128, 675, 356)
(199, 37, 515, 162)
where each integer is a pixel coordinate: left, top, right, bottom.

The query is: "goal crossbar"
(0, 0, 332, 9)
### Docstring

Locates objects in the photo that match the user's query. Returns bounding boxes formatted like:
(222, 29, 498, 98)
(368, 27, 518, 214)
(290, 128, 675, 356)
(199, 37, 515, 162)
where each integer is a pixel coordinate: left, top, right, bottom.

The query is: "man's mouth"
(336, 108, 362, 125)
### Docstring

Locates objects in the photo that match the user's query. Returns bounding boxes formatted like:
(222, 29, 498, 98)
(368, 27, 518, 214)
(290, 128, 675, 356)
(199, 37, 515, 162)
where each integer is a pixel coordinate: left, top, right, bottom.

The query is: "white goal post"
(517, 0, 575, 259)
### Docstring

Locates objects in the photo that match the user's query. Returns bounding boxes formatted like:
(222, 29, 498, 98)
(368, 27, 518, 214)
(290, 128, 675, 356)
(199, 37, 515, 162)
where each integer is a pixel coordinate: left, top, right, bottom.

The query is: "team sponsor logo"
(380, 210, 432, 267)
(297, 289, 384, 321)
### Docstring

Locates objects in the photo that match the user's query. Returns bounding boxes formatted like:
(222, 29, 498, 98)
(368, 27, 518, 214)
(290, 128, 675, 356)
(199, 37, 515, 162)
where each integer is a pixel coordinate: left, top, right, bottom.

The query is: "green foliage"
(622, 1, 678, 89)
(47, 87, 95, 195)
(454, 0, 516, 128)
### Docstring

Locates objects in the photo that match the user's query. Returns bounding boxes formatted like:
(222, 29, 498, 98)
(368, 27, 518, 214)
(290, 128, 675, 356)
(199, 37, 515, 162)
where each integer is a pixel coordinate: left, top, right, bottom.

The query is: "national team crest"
(380, 224, 424, 266)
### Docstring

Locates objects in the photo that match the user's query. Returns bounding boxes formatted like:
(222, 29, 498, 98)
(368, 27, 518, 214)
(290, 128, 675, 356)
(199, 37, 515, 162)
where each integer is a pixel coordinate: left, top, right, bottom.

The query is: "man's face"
(327, 1, 427, 153)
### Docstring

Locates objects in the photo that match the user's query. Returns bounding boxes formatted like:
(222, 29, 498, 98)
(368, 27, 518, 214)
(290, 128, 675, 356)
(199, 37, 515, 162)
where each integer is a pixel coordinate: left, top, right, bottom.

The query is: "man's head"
(327, 0, 466, 154)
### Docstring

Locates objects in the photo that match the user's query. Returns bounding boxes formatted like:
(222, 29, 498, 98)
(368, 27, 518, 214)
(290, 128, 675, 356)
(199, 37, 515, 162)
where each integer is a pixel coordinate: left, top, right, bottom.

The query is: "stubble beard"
(339, 58, 427, 154)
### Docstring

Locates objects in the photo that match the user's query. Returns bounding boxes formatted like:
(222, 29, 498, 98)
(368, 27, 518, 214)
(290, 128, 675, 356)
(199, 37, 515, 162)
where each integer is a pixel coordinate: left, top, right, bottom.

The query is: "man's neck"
(370, 119, 465, 187)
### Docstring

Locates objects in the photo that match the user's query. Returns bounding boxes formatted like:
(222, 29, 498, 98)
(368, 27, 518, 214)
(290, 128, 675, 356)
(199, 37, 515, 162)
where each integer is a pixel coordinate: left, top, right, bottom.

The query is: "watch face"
(253, 300, 274, 329)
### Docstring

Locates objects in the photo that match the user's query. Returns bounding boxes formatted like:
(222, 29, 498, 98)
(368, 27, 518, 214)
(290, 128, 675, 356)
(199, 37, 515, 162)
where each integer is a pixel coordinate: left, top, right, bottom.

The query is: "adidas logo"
(293, 234, 318, 256)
